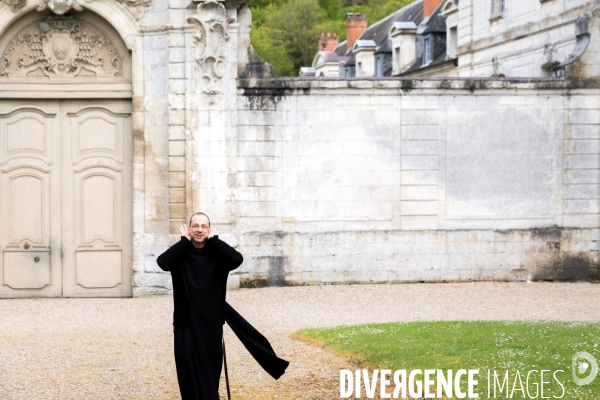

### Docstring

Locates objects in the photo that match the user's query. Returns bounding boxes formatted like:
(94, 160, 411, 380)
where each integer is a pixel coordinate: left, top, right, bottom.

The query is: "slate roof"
(397, 0, 455, 75)
(313, 49, 350, 68)
(417, 2, 447, 34)
(399, 49, 455, 75)
(333, 0, 424, 57)
(318, 0, 456, 76)
(359, 0, 424, 54)
(334, 40, 347, 56)
(343, 53, 356, 67)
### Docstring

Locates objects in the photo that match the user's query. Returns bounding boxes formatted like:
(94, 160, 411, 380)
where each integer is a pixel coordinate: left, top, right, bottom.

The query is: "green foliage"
(296, 320, 600, 399)
(315, 19, 347, 42)
(249, 0, 417, 76)
(355, 0, 416, 24)
(251, 25, 296, 77)
(269, 0, 328, 68)
(317, 0, 345, 20)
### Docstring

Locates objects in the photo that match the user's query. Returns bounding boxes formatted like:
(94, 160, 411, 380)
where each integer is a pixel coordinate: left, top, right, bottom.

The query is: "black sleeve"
(156, 236, 190, 272)
(208, 236, 244, 272)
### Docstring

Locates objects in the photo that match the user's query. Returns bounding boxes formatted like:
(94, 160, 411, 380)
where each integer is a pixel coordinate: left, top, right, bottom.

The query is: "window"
(394, 46, 401, 73)
(423, 37, 431, 65)
(448, 27, 457, 58)
(491, 0, 506, 17)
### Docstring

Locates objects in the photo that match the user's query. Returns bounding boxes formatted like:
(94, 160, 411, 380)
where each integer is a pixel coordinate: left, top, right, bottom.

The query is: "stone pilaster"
(187, 0, 240, 232)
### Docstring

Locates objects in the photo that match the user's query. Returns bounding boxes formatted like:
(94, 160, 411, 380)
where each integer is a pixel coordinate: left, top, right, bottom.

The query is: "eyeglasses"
(190, 224, 209, 231)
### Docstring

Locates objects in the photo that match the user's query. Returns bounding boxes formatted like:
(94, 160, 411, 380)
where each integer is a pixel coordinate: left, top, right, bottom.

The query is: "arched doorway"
(0, 11, 133, 297)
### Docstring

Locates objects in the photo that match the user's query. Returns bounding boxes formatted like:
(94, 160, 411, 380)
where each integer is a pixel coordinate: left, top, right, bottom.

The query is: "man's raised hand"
(208, 226, 220, 239)
(179, 224, 191, 241)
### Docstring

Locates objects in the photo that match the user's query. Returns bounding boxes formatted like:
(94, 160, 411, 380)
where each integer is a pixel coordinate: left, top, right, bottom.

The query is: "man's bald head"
(189, 212, 210, 226)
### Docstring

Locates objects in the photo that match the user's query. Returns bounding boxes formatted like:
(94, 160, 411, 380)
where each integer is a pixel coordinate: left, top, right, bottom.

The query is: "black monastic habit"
(157, 236, 289, 400)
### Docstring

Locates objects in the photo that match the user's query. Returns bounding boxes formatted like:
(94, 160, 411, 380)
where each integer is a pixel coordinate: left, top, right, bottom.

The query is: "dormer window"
(394, 46, 401, 70)
(491, 0, 506, 19)
(423, 37, 432, 65)
(448, 26, 457, 58)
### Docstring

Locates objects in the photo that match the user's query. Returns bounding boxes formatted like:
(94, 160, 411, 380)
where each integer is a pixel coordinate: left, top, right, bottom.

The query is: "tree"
(249, 0, 418, 76)
(269, 0, 327, 68)
(251, 24, 296, 76)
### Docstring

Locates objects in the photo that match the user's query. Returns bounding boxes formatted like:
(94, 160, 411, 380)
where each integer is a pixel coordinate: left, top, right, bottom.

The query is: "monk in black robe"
(157, 212, 288, 400)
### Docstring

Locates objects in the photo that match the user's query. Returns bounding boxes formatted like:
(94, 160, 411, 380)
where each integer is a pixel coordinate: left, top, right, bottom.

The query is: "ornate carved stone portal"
(1, 16, 122, 78)
(187, 0, 235, 101)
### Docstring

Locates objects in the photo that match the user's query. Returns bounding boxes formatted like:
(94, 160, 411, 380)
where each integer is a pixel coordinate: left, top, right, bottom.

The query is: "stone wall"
(135, 78, 599, 295)
(235, 227, 599, 286)
(219, 79, 599, 288)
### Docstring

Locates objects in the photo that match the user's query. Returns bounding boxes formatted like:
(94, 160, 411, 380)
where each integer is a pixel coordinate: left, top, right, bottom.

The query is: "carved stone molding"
(37, 0, 83, 15)
(117, 0, 151, 6)
(1, 16, 122, 78)
(540, 42, 560, 70)
(491, 57, 507, 77)
(35, 0, 151, 16)
(3, 0, 27, 12)
(187, 0, 235, 101)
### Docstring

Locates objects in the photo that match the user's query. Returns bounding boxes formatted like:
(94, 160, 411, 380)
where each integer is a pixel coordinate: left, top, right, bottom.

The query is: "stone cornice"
(238, 77, 600, 93)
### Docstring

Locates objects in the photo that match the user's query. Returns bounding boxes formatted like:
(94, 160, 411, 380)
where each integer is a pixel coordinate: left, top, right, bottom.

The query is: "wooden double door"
(0, 99, 132, 297)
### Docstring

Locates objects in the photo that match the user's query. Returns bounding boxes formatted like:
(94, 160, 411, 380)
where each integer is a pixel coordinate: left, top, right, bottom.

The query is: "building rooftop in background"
(312, 1, 426, 77)
(309, 0, 597, 79)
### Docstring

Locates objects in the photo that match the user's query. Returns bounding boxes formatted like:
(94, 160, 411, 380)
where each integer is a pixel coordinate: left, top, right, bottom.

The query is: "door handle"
(34, 256, 40, 262)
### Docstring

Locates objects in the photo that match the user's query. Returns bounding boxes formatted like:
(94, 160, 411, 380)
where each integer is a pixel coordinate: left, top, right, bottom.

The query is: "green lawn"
(294, 321, 600, 399)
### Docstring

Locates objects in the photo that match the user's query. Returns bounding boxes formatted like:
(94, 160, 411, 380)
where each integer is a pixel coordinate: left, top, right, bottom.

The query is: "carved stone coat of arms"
(1, 16, 122, 78)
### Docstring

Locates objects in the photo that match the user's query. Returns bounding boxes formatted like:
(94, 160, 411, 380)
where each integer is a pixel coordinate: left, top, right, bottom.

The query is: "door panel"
(4, 251, 50, 289)
(62, 100, 132, 297)
(71, 107, 125, 164)
(0, 107, 54, 165)
(0, 102, 61, 297)
(0, 99, 132, 298)
(76, 251, 122, 288)
(79, 171, 120, 244)
(8, 172, 47, 243)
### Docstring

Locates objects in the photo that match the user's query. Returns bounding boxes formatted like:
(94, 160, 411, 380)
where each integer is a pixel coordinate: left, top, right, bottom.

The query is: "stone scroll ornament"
(187, 0, 235, 102)
(1, 16, 122, 78)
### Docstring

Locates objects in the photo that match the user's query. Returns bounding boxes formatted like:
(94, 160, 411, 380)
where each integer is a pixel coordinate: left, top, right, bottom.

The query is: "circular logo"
(572, 351, 599, 386)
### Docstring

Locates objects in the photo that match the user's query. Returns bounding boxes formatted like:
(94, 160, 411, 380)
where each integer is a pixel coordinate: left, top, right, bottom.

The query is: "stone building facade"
(0, 0, 598, 297)
(449, 0, 600, 78)
(310, 0, 600, 79)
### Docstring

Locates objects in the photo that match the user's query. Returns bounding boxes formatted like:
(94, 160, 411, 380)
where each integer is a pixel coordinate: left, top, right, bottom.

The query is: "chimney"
(346, 13, 367, 49)
(318, 33, 339, 52)
(423, 0, 443, 17)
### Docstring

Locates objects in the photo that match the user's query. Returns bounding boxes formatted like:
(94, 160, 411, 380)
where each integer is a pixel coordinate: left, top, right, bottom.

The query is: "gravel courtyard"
(1, 282, 599, 399)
